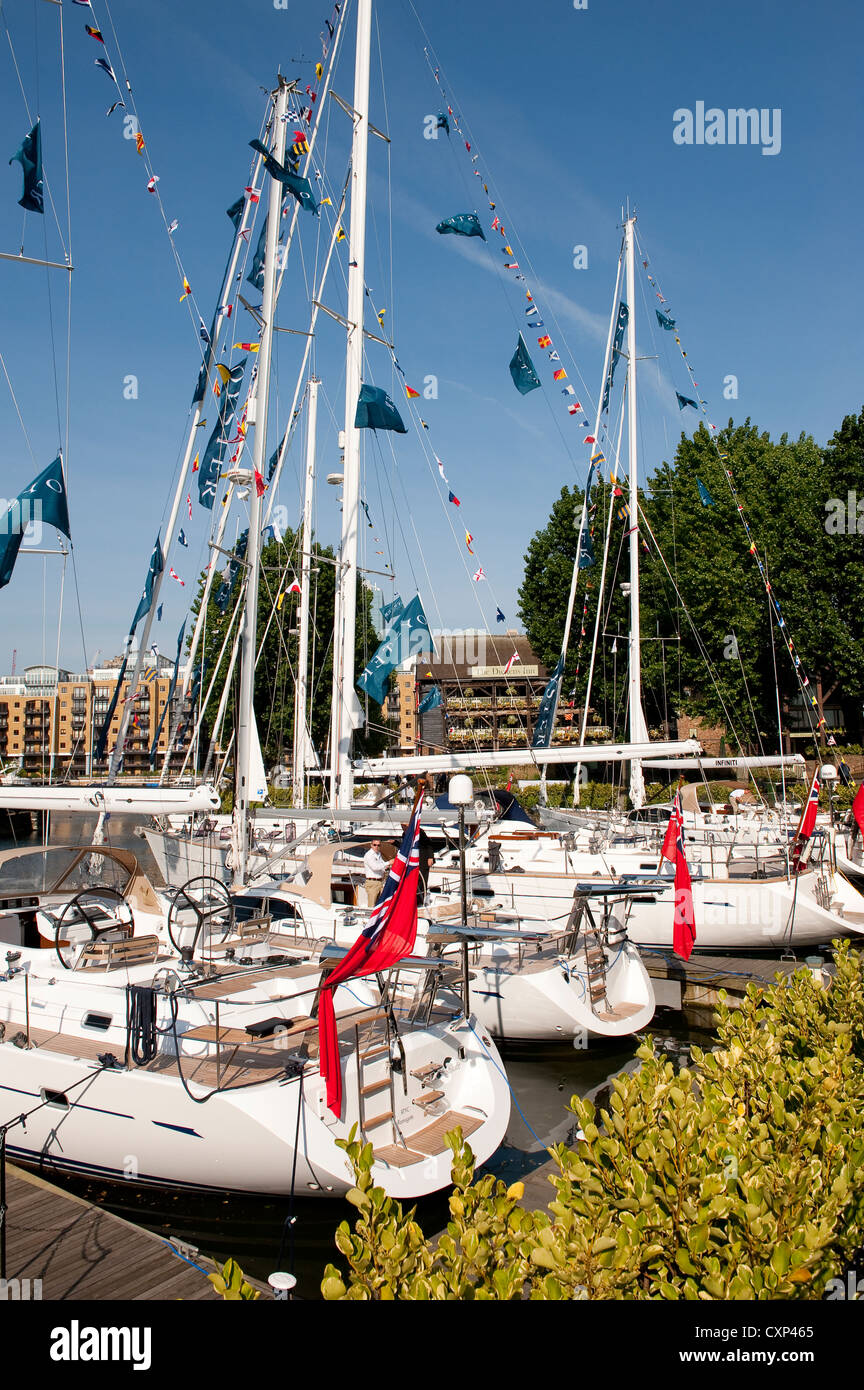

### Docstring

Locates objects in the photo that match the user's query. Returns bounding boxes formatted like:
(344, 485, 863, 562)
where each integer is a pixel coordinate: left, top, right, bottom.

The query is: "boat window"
(82, 1012, 112, 1031)
(40, 1088, 70, 1109)
(268, 898, 301, 922)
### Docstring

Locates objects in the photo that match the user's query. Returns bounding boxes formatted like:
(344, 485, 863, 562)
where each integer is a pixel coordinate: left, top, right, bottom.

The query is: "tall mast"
(330, 0, 373, 810)
(293, 377, 319, 809)
(104, 157, 263, 786)
(233, 76, 290, 884)
(624, 212, 649, 807)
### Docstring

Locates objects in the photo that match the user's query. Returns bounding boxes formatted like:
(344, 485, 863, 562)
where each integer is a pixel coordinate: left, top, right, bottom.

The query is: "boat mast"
(624, 212, 649, 807)
(293, 377, 319, 809)
(330, 0, 373, 810)
(233, 76, 291, 884)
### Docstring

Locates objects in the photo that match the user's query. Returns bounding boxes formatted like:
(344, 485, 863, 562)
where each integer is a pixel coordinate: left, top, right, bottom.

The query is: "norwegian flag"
(660, 790, 696, 960)
(790, 769, 820, 871)
(318, 795, 424, 1115)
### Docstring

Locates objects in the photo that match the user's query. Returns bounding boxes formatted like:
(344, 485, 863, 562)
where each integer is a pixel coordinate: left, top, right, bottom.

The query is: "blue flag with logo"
(355, 385, 407, 434)
(436, 212, 485, 240)
(381, 595, 404, 627)
(249, 140, 318, 213)
(696, 478, 714, 507)
(130, 535, 164, 633)
(358, 595, 433, 704)
(198, 360, 246, 509)
(419, 685, 443, 715)
(601, 301, 628, 413)
(509, 334, 541, 395)
(0, 455, 70, 590)
(532, 653, 564, 749)
(10, 121, 43, 214)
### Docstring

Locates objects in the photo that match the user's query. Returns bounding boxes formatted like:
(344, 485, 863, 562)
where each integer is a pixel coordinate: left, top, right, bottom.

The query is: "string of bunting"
(424, 52, 605, 460)
(639, 247, 832, 746)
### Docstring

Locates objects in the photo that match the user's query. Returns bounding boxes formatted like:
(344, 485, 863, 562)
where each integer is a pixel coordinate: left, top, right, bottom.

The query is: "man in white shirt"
(363, 840, 389, 907)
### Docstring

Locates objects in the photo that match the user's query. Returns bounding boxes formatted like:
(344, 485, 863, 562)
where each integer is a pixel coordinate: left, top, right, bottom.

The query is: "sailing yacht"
(0, 841, 509, 1196)
(0, 42, 513, 1196)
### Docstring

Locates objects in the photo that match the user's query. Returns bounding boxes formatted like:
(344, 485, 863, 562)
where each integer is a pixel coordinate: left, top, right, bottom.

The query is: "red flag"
(660, 791, 695, 958)
(506, 773, 513, 792)
(853, 783, 864, 838)
(660, 795, 680, 866)
(318, 793, 423, 1115)
(673, 831, 696, 961)
(790, 769, 820, 871)
(254, 469, 266, 498)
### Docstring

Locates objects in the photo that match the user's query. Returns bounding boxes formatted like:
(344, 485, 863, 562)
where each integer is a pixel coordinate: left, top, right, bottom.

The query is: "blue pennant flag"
(602, 301, 628, 414)
(676, 392, 699, 411)
(9, 121, 43, 214)
(578, 527, 595, 569)
(214, 530, 248, 613)
(355, 385, 407, 434)
(130, 535, 164, 634)
(358, 595, 433, 704)
(496, 607, 506, 623)
(436, 212, 485, 240)
(381, 595, 404, 627)
(532, 653, 564, 749)
(0, 455, 70, 590)
(198, 360, 246, 509)
(177, 529, 188, 547)
(656, 310, 676, 331)
(419, 685, 444, 715)
(436, 113, 450, 135)
(696, 478, 714, 508)
(247, 223, 268, 291)
(249, 140, 318, 212)
(509, 334, 541, 395)
(226, 195, 245, 230)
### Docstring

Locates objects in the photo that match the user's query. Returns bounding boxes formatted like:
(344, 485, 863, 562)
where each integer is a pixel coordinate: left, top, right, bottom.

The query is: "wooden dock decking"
(1, 1163, 264, 1300)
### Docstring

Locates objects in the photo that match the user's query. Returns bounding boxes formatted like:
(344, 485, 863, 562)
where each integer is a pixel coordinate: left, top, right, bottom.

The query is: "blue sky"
(0, 0, 861, 673)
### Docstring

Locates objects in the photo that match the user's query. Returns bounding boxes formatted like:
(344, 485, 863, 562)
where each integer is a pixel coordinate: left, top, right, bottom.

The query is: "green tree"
(518, 412, 864, 748)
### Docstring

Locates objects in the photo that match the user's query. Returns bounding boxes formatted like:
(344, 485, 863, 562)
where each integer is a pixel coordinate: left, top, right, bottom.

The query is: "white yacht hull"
(428, 865, 864, 952)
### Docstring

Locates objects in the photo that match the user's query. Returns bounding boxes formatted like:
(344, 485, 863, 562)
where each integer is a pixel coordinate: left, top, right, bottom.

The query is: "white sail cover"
(247, 712, 268, 802)
(350, 739, 701, 777)
(0, 784, 221, 814)
(641, 755, 806, 774)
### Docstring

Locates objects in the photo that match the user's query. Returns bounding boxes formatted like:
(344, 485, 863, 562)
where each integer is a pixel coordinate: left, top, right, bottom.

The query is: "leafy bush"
(323, 941, 864, 1300)
(207, 1258, 260, 1300)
